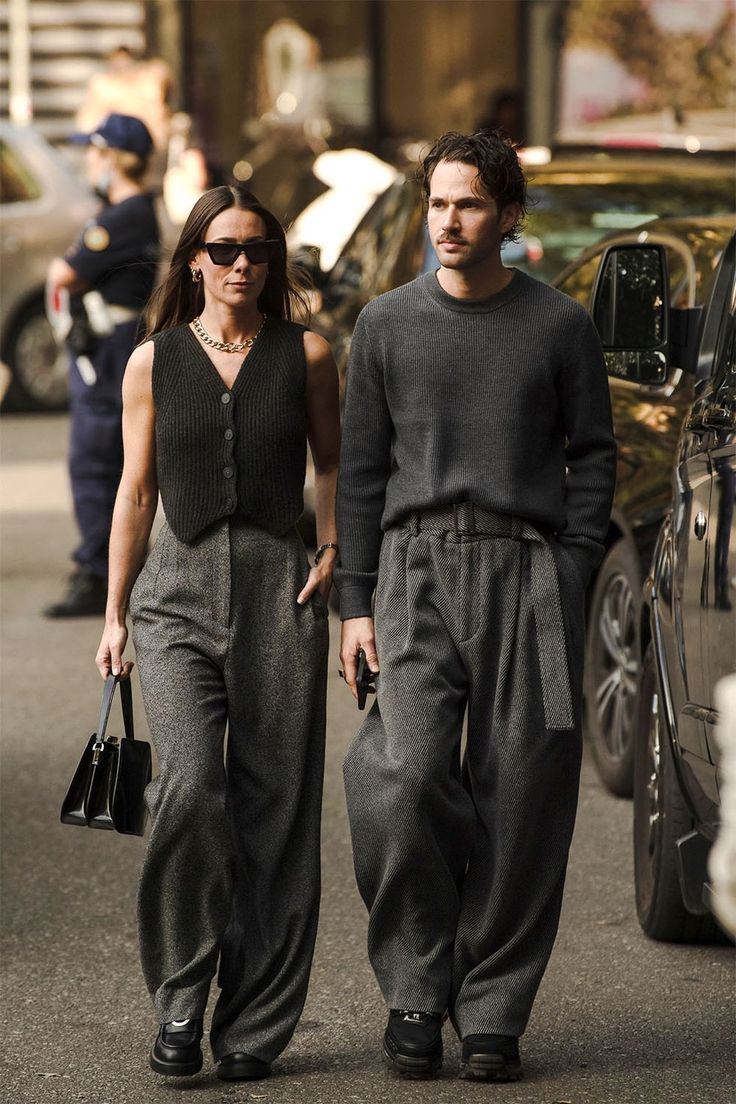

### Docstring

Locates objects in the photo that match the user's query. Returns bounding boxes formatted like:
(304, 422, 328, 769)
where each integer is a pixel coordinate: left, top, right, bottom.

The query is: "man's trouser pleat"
(343, 524, 584, 1037)
(131, 519, 328, 1063)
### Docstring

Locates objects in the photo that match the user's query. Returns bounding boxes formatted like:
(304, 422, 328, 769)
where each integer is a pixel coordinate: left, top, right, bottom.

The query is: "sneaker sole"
(149, 1050, 203, 1077)
(216, 1061, 271, 1082)
(383, 1043, 443, 1079)
(459, 1053, 522, 1082)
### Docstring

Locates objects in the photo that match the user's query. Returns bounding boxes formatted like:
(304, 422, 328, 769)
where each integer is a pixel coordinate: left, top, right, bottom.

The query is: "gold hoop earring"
(190, 268, 202, 283)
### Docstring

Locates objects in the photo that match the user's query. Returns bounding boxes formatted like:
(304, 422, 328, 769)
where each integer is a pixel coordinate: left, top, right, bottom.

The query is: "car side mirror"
(592, 244, 670, 385)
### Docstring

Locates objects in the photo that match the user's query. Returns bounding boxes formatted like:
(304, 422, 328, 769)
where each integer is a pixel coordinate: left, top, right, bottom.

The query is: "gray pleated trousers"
(129, 517, 328, 1062)
(343, 508, 585, 1039)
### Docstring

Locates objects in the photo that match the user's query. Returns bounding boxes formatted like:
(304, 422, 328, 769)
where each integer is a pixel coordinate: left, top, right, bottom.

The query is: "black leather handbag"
(60, 674, 152, 836)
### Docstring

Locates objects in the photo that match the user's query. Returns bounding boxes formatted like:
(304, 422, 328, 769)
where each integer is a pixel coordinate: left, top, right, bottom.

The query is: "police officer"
(45, 113, 160, 618)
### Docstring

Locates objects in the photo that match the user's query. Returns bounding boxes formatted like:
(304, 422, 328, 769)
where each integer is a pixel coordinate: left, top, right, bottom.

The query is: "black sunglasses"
(198, 239, 281, 266)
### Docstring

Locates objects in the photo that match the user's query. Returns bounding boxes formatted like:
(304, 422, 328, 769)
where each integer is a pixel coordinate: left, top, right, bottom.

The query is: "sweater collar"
(419, 267, 527, 314)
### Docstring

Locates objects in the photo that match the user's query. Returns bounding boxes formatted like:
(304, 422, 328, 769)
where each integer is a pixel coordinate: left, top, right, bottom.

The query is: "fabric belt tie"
(405, 502, 574, 730)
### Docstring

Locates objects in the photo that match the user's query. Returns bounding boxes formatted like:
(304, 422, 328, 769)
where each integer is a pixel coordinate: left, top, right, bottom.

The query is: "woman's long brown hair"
(142, 185, 310, 339)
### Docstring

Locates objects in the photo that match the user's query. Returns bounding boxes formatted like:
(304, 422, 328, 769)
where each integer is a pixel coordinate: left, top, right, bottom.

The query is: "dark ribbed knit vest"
(151, 318, 307, 542)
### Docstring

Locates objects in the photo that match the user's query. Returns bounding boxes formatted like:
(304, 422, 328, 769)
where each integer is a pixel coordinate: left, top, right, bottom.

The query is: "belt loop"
(454, 501, 475, 535)
(410, 510, 420, 536)
(452, 503, 459, 535)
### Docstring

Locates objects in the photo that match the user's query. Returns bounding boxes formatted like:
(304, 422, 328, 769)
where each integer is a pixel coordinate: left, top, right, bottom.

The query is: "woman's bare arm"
(95, 340, 158, 677)
(298, 329, 340, 603)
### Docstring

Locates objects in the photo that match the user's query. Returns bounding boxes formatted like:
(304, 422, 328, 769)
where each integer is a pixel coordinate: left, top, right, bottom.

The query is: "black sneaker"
(150, 1018, 204, 1077)
(460, 1034, 522, 1081)
(44, 569, 107, 618)
(383, 1010, 443, 1079)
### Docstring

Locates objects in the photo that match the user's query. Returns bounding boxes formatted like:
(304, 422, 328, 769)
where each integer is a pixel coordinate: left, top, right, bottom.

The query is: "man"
(335, 130, 616, 1082)
(45, 114, 160, 617)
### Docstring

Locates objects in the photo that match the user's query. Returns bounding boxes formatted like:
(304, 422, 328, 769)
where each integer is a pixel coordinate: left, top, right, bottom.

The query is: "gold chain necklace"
(192, 314, 266, 353)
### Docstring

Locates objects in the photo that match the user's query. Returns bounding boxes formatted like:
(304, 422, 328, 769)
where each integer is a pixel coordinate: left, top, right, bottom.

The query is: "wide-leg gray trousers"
(129, 517, 328, 1062)
(343, 504, 585, 1039)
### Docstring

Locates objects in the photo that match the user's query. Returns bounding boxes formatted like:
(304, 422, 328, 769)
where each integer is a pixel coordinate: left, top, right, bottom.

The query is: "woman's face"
(193, 208, 270, 312)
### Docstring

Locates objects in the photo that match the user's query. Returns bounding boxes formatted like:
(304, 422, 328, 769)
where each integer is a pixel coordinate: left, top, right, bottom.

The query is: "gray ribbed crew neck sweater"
(334, 267, 617, 620)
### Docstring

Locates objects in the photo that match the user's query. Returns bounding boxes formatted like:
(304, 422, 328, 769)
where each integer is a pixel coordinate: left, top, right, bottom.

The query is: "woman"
(95, 184, 340, 1082)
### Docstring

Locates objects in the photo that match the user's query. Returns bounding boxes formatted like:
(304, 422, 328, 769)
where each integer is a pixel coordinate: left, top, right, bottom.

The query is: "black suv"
(553, 218, 734, 797)
(599, 233, 735, 940)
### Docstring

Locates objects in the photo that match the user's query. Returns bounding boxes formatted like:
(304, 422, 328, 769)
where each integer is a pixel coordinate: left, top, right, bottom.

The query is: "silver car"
(1, 124, 96, 411)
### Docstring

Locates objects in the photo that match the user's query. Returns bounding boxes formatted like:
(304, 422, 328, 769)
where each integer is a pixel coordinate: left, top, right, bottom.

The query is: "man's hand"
(340, 617, 380, 702)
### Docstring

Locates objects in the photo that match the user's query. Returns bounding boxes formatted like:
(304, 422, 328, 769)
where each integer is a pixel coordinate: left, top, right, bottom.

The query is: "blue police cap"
(71, 113, 153, 157)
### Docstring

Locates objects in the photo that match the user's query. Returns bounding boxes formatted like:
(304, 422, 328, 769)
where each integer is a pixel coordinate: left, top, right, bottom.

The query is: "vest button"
(221, 392, 231, 405)
(223, 466, 234, 478)
(224, 428, 234, 440)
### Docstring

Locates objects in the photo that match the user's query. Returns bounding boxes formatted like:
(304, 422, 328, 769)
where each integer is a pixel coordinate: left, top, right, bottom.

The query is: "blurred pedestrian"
(94, 184, 339, 1081)
(709, 675, 736, 937)
(75, 45, 173, 153)
(477, 90, 525, 146)
(336, 130, 616, 1082)
(45, 113, 160, 618)
(163, 145, 217, 226)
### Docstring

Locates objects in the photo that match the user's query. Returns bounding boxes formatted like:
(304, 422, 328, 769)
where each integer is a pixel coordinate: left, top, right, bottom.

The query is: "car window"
(664, 246, 690, 309)
(328, 178, 417, 297)
(555, 251, 601, 308)
(682, 231, 728, 306)
(516, 177, 735, 284)
(0, 140, 42, 204)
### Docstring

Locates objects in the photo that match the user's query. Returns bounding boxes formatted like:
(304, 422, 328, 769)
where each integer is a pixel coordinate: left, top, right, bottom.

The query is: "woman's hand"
(95, 621, 135, 680)
(297, 549, 336, 606)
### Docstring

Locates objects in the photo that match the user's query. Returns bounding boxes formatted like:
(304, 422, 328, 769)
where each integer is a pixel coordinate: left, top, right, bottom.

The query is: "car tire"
(634, 642, 724, 942)
(584, 539, 640, 797)
(1, 296, 69, 412)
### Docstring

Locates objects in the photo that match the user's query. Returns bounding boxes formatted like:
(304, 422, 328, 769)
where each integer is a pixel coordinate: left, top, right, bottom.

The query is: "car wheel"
(634, 643, 723, 942)
(2, 296, 69, 412)
(584, 539, 640, 797)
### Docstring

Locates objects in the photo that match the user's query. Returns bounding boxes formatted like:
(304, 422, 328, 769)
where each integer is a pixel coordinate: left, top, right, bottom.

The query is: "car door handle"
(694, 512, 707, 540)
(687, 405, 736, 431)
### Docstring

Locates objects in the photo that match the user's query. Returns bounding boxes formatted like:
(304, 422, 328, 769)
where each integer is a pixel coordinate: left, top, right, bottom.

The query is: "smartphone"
(356, 648, 377, 710)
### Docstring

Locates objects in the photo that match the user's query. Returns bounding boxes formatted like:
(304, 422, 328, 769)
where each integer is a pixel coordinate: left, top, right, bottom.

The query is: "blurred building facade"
(2, 0, 544, 156)
(3, 0, 732, 183)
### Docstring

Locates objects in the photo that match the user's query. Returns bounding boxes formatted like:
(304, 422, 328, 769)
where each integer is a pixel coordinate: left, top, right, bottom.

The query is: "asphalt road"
(1, 415, 734, 1104)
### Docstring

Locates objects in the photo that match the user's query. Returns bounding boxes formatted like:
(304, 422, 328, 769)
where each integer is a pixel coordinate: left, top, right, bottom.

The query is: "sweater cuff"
(557, 535, 605, 589)
(336, 585, 375, 621)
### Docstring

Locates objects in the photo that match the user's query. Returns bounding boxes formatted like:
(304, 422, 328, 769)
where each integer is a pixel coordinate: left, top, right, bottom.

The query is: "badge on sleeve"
(83, 225, 110, 252)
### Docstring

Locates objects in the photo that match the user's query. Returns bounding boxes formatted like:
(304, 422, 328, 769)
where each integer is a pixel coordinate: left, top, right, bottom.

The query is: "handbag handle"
(96, 674, 135, 743)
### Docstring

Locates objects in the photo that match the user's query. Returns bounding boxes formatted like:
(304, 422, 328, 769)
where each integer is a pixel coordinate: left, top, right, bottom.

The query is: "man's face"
(426, 159, 516, 272)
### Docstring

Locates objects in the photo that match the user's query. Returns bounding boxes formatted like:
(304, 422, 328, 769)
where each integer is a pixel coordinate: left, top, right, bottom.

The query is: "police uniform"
(64, 192, 159, 584)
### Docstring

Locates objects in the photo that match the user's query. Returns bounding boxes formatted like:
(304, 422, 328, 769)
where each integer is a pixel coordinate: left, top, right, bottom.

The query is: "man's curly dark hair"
(420, 130, 528, 244)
